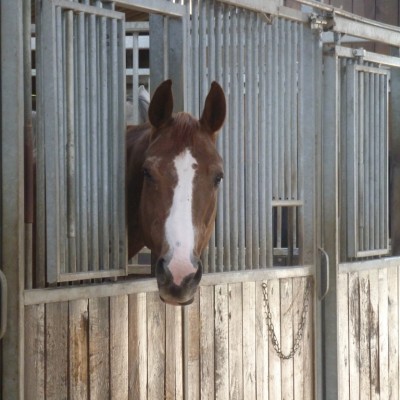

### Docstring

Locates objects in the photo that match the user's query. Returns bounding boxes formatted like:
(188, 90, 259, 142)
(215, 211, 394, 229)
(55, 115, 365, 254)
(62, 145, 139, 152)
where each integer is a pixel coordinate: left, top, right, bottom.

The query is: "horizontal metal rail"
(115, 0, 186, 17)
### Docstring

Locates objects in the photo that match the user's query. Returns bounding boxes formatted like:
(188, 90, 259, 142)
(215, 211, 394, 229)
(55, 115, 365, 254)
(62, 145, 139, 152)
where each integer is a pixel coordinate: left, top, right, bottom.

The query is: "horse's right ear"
(148, 80, 174, 129)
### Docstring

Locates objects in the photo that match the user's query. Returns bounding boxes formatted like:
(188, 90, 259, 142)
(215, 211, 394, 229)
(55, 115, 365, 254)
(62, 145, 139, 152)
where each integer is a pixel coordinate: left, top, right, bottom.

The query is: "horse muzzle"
(156, 257, 203, 306)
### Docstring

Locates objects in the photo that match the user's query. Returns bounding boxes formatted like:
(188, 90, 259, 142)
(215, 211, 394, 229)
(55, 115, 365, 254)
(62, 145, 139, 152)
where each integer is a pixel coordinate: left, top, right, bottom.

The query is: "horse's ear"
(148, 80, 173, 129)
(200, 81, 226, 135)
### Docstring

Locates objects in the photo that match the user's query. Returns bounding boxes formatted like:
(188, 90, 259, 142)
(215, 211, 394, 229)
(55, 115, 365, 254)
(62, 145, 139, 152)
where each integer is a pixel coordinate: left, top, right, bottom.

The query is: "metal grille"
(342, 61, 389, 258)
(36, 0, 126, 283)
(189, 2, 307, 271)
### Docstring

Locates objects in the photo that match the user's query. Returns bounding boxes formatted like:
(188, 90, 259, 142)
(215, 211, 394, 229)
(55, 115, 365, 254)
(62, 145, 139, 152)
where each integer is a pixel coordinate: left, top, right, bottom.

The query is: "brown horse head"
(134, 80, 225, 305)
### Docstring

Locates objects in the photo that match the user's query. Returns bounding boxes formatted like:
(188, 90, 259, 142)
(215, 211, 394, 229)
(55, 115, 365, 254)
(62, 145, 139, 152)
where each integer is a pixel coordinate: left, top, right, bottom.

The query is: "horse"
(126, 80, 226, 305)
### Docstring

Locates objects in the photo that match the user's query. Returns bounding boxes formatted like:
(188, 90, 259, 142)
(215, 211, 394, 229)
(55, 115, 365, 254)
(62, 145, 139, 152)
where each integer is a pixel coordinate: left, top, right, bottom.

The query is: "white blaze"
(165, 149, 197, 285)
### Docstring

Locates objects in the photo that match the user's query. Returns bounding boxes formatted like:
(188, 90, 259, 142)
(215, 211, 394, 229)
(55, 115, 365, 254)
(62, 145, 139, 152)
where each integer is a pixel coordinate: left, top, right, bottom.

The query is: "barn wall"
(337, 260, 400, 400)
(24, 274, 314, 400)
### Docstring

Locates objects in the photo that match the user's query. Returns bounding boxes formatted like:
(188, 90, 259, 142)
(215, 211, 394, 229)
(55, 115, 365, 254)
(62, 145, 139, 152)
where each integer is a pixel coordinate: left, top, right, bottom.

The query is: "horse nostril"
(156, 258, 167, 285)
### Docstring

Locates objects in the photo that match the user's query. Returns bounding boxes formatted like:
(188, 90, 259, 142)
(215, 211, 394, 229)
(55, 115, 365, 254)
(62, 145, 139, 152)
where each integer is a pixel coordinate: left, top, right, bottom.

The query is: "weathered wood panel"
(338, 262, 400, 400)
(24, 274, 314, 399)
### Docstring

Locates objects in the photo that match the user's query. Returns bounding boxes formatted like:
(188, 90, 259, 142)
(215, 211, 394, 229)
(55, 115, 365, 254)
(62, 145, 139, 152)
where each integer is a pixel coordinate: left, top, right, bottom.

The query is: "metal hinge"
(309, 13, 329, 31)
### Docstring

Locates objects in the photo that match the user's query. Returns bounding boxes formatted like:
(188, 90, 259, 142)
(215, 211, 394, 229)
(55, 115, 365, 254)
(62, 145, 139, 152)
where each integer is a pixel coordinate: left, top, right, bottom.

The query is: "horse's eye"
(214, 173, 224, 187)
(143, 168, 153, 182)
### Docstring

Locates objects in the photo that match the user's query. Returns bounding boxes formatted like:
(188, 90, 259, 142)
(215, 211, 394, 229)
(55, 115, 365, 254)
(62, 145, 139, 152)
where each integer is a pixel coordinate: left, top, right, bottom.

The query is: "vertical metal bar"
(100, 15, 110, 270)
(358, 69, 365, 254)
(266, 21, 273, 267)
(223, 5, 231, 270)
(244, 11, 253, 269)
(285, 20, 292, 202)
(291, 22, 299, 201)
(278, 19, 285, 201)
(238, 9, 245, 269)
(163, 17, 169, 79)
(66, 10, 77, 274)
(192, 0, 200, 116)
(383, 75, 389, 250)
(215, 2, 224, 271)
(374, 72, 380, 251)
(132, 32, 139, 124)
(251, 13, 259, 268)
(379, 74, 386, 250)
(363, 70, 370, 252)
(118, 19, 126, 270)
(35, 0, 46, 287)
(89, 13, 99, 272)
(369, 71, 375, 251)
(56, 7, 66, 276)
(23, 0, 33, 288)
(272, 19, 279, 201)
(230, 7, 239, 271)
(259, 19, 267, 268)
(110, 17, 120, 269)
(78, 9, 88, 272)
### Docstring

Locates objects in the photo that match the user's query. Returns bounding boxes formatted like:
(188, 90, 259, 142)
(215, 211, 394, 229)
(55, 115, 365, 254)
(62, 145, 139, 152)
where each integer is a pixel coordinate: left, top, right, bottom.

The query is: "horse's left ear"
(200, 82, 226, 135)
(148, 79, 174, 129)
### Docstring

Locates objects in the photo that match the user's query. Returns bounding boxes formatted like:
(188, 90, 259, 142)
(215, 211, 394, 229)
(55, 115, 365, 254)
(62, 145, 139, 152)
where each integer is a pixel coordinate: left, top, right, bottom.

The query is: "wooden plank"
(280, 278, 293, 399)
(175, 306, 183, 400)
(128, 293, 147, 400)
(228, 283, 243, 400)
(302, 277, 314, 400)
(200, 285, 215, 400)
(267, 279, 281, 399)
(255, 280, 268, 400)
(110, 295, 129, 399)
(293, 277, 305, 400)
(369, 269, 379, 399)
(69, 299, 89, 400)
(187, 292, 201, 400)
(359, 271, 371, 399)
(147, 291, 166, 400)
(89, 297, 110, 400)
(337, 273, 350, 400)
(243, 281, 256, 399)
(378, 268, 389, 400)
(349, 272, 360, 398)
(46, 302, 68, 400)
(165, 303, 178, 400)
(388, 266, 399, 400)
(24, 304, 45, 400)
(214, 284, 229, 400)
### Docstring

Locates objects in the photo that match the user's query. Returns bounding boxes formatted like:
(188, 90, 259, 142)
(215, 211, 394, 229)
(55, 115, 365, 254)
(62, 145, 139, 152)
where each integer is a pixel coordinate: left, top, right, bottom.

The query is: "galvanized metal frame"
(1, 0, 25, 397)
(36, 0, 127, 283)
(344, 63, 390, 258)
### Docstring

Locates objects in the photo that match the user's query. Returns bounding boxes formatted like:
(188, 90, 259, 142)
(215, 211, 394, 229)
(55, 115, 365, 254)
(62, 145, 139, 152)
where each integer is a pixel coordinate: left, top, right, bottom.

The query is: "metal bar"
(223, 5, 231, 270)
(23, 0, 33, 289)
(35, 0, 46, 287)
(78, 10, 89, 273)
(238, 8, 246, 268)
(364, 71, 370, 251)
(379, 75, 386, 250)
(278, 19, 285, 201)
(335, 46, 400, 68)
(259, 19, 267, 268)
(112, 0, 186, 17)
(54, 0, 125, 18)
(100, 15, 110, 270)
(369, 71, 375, 251)
(66, 11, 76, 272)
(291, 22, 298, 200)
(89, 13, 99, 271)
(272, 19, 279, 200)
(215, 2, 224, 271)
(358, 68, 365, 253)
(192, 0, 199, 116)
(251, 13, 260, 268)
(56, 7, 66, 276)
(374, 73, 380, 251)
(266, 21, 273, 267)
(245, 10, 253, 269)
(230, 6, 239, 271)
(131, 32, 140, 123)
(125, 21, 150, 32)
(1, 0, 25, 394)
(285, 20, 292, 202)
(118, 19, 126, 270)
(110, 17, 120, 269)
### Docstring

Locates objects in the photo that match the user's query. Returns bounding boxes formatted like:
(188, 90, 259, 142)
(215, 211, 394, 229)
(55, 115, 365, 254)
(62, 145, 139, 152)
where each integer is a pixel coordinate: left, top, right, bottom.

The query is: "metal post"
(1, 0, 25, 397)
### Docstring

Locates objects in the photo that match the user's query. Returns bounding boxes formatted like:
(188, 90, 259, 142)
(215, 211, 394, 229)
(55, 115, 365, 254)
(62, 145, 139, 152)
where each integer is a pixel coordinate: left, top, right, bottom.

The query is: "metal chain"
(261, 278, 312, 360)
